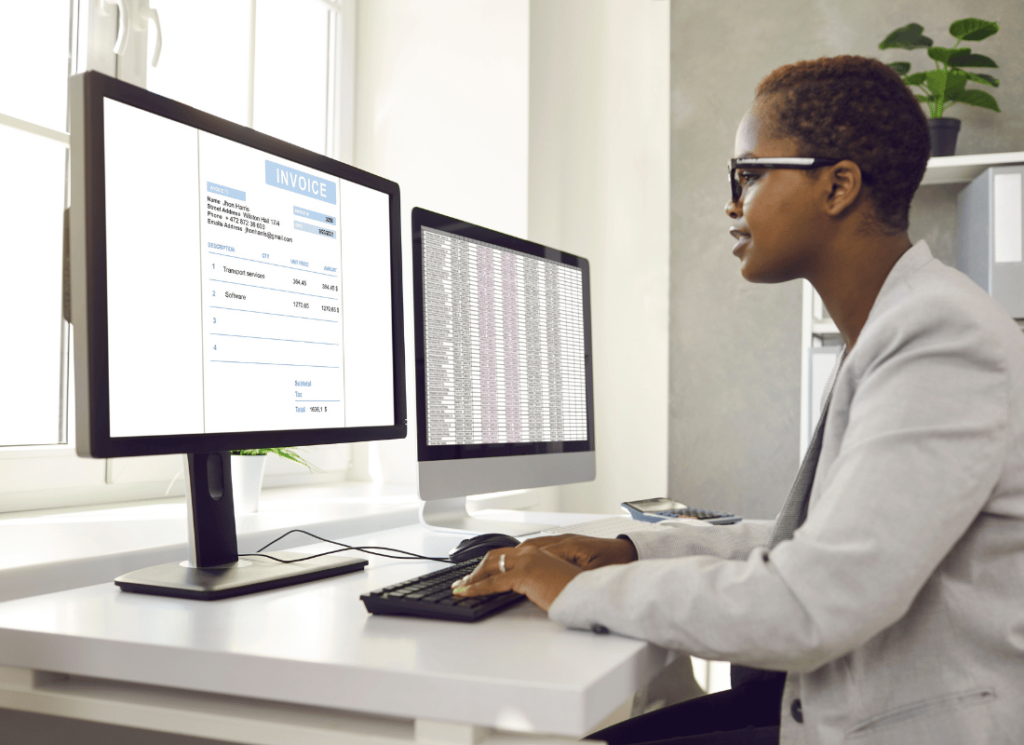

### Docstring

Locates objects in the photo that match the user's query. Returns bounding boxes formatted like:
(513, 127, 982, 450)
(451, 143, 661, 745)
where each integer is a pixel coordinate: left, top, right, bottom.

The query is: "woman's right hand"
(517, 534, 638, 571)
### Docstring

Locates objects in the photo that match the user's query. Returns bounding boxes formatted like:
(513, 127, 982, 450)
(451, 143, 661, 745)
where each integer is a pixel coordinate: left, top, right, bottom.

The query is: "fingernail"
(451, 578, 464, 588)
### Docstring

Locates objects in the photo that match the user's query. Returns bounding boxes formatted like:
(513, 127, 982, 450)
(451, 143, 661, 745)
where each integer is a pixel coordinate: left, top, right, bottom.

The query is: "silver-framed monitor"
(412, 208, 595, 535)
(69, 71, 406, 598)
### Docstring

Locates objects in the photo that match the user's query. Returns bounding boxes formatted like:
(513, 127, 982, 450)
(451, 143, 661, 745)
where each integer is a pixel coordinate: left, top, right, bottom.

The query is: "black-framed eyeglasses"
(728, 157, 842, 203)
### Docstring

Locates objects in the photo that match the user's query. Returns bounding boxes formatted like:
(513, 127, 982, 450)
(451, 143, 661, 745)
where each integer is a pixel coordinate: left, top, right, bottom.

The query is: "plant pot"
(230, 454, 268, 514)
(928, 118, 961, 157)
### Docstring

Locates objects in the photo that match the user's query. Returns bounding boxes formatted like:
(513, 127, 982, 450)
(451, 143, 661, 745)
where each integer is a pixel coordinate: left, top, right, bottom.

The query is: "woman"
(452, 55, 1024, 744)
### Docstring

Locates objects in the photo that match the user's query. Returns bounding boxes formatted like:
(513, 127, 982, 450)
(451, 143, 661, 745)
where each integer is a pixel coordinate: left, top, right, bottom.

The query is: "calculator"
(621, 498, 741, 525)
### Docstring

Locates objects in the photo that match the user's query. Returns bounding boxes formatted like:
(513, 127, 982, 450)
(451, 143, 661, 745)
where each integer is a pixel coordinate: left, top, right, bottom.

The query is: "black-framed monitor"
(412, 208, 595, 535)
(69, 71, 406, 599)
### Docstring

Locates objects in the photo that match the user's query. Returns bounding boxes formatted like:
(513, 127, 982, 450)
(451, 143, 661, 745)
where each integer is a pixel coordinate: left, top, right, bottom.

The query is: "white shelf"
(811, 320, 839, 337)
(920, 151, 1024, 186)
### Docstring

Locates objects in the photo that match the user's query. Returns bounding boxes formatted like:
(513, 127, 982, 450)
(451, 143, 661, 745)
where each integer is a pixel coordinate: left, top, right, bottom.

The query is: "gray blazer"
(549, 242, 1024, 744)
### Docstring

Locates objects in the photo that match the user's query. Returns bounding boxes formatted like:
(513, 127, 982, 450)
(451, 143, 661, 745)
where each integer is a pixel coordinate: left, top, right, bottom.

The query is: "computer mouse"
(448, 533, 521, 563)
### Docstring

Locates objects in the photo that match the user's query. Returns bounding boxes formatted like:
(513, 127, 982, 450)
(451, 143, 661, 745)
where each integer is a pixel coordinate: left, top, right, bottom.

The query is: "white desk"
(0, 514, 670, 744)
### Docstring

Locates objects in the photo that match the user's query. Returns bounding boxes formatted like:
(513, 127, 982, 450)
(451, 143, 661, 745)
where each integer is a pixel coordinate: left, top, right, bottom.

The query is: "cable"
(237, 528, 454, 565)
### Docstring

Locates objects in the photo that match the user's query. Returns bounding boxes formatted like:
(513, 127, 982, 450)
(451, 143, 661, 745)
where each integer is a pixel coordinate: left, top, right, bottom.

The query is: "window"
(0, 0, 357, 513)
(143, 0, 349, 157)
(0, 0, 74, 449)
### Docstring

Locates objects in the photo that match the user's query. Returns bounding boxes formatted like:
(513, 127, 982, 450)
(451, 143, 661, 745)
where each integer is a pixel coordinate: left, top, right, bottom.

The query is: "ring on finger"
(499, 554, 507, 573)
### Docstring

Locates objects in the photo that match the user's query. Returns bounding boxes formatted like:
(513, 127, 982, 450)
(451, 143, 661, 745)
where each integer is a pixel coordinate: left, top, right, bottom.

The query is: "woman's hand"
(517, 534, 638, 570)
(450, 536, 638, 611)
(451, 543, 582, 611)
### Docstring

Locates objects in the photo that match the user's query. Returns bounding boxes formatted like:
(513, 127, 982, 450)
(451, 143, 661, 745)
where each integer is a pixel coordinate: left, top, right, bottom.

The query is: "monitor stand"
(114, 452, 365, 600)
(419, 496, 554, 536)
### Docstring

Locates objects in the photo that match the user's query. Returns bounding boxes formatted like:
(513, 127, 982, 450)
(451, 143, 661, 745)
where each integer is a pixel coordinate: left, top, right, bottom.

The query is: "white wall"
(354, 0, 670, 515)
(529, 1, 670, 514)
(354, 0, 531, 485)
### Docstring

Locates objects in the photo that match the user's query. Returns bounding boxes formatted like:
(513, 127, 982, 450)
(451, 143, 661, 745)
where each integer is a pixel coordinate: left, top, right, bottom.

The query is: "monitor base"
(420, 497, 554, 536)
(115, 551, 367, 600)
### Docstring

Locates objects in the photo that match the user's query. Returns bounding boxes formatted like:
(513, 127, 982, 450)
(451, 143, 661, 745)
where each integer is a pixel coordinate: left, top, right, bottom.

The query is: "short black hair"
(756, 55, 930, 233)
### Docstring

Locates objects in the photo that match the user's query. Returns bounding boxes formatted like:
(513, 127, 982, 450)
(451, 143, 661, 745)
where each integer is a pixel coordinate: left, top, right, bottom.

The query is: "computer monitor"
(68, 71, 406, 599)
(411, 208, 595, 535)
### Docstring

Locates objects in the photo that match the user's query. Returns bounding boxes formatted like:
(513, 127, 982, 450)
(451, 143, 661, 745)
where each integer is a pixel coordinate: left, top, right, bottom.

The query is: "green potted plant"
(879, 18, 1001, 156)
(230, 447, 321, 513)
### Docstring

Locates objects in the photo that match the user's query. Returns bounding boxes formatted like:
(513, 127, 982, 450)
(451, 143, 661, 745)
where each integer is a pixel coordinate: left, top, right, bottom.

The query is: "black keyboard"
(361, 560, 525, 622)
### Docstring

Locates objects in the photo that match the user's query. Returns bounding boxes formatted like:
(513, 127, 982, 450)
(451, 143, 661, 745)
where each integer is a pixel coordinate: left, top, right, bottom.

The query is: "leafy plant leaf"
(949, 18, 999, 42)
(924, 69, 963, 99)
(946, 53, 997, 69)
(945, 69, 967, 97)
(274, 449, 323, 473)
(888, 61, 911, 76)
(964, 71, 999, 87)
(947, 88, 1001, 112)
(923, 69, 967, 116)
(879, 22, 933, 50)
(927, 46, 969, 65)
(914, 94, 934, 104)
(904, 71, 928, 85)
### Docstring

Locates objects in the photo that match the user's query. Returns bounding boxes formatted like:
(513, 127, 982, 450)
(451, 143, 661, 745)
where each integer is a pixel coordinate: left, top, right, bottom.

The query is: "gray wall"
(669, 0, 1024, 518)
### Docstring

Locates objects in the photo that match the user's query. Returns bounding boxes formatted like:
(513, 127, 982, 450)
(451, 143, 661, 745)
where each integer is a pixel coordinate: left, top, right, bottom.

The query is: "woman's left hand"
(451, 543, 583, 611)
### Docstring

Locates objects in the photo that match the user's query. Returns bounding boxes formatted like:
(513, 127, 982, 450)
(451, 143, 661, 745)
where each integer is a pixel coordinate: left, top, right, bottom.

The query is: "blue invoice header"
(265, 161, 336, 205)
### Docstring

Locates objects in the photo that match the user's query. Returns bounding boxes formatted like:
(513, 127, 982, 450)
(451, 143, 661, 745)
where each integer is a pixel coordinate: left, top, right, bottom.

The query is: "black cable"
(238, 528, 454, 565)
